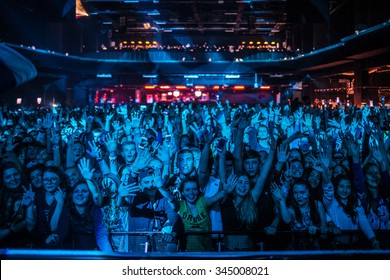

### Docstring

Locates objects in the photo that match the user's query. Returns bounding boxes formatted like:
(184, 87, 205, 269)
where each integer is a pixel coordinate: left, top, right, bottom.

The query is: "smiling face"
(3, 167, 22, 190)
(30, 168, 43, 189)
(235, 175, 250, 197)
(42, 171, 61, 193)
(177, 150, 194, 175)
(182, 181, 199, 204)
(292, 184, 310, 207)
(365, 164, 381, 188)
(308, 169, 321, 188)
(336, 179, 352, 200)
(290, 160, 304, 179)
(72, 183, 90, 206)
(64, 167, 82, 187)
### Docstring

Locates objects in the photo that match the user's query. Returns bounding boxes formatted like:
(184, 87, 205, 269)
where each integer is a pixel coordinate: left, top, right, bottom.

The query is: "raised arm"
(78, 157, 103, 207)
(251, 132, 276, 203)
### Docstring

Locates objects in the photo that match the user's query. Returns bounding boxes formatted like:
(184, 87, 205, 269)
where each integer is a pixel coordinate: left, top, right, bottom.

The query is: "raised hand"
(49, 129, 61, 146)
(133, 149, 153, 171)
(203, 128, 215, 145)
(277, 144, 289, 164)
(361, 105, 371, 120)
(314, 116, 322, 129)
(70, 117, 78, 129)
(122, 118, 132, 136)
(117, 182, 139, 198)
(270, 182, 284, 202)
(101, 177, 117, 196)
(53, 187, 65, 206)
(152, 169, 164, 188)
(21, 184, 35, 207)
(250, 111, 261, 127)
(223, 173, 238, 194)
(78, 157, 95, 181)
(189, 122, 203, 141)
(106, 112, 115, 123)
(111, 120, 122, 131)
(42, 113, 55, 130)
(371, 145, 383, 164)
(130, 111, 141, 128)
(86, 141, 102, 158)
(328, 119, 341, 129)
(103, 133, 117, 153)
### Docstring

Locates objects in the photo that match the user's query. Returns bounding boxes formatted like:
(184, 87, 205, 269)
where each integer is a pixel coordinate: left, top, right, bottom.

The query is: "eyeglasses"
(43, 177, 59, 184)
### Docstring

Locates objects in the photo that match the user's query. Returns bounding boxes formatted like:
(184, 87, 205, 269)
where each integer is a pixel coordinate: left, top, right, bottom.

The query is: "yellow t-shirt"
(177, 196, 213, 251)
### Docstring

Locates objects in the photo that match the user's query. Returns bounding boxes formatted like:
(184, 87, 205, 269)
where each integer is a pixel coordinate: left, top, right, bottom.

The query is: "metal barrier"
(109, 229, 390, 253)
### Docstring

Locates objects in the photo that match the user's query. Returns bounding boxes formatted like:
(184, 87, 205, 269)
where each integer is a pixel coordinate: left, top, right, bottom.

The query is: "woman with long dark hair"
(324, 174, 380, 249)
(271, 178, 327, 250)
(66, 181, 112, 251)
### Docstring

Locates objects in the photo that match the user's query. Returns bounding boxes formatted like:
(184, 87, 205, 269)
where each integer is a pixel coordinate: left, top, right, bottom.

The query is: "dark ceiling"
(1, 0, 390, 97)
(80, 0, 291, 39)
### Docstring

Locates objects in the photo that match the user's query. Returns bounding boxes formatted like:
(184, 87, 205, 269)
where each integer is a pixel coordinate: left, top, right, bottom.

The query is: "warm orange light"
(234, 86, 245, 90)
(176, 85, 187, 90)
(212, 86, 220, 90)
(160, 85, 170, 89)
(260, 85, 271, 90)
(145, 85, 156, 89)
(195, 85, 205, 89)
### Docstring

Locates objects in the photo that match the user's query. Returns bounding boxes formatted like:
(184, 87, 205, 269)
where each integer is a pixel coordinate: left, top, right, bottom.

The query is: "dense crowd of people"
(0, 99, 389, 252)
